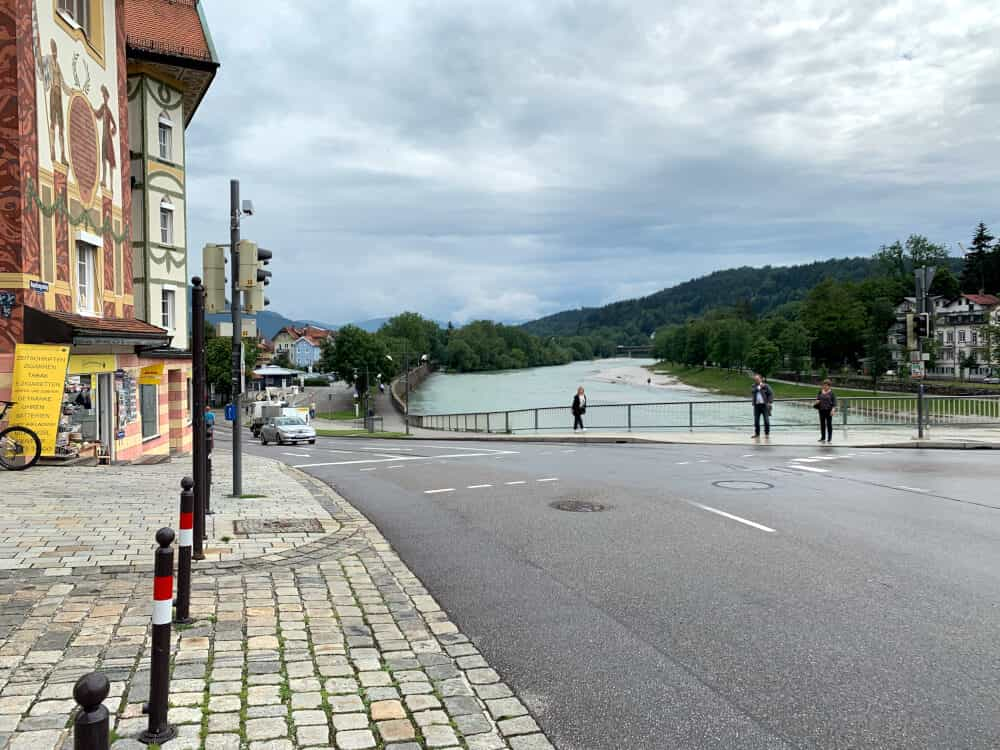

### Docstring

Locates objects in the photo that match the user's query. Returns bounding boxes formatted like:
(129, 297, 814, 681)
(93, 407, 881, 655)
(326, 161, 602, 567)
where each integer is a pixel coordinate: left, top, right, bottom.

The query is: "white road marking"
(689, 502, 776, 533)
(894, 485, 928, 493)
(326, 449, 361, 454)
(360, 467, 376, 472)
(505, 481, 526, 485)
(676, 461, 690, 465)
(741, 454, 754, 458)
(424, 488, 455, 495)
(467, 484, 492, 489)
(537, 477, 559, 482)
(788, 465, 829, 473)
(387, 465, 403, 469)
(294, 450, 518, 469)
(697, 459, 710, 463)
(425, 444, 507, 453)
(562, 449, 576, 453)
(282, 452, 311, 458)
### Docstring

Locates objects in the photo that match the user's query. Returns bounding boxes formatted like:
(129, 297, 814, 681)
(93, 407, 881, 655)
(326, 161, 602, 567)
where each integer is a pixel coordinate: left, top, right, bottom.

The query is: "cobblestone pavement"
(0, 457, 338, 575)
(0, 457, 553, 749)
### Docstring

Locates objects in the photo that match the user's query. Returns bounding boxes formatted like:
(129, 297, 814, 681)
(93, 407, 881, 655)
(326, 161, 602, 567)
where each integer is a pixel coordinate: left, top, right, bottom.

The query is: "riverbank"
(648, 363, 880, 399)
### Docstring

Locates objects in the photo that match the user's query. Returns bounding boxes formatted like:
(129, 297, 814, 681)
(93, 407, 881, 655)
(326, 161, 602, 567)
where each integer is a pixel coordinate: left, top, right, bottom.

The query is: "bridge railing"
(409, 395, 1000, 434)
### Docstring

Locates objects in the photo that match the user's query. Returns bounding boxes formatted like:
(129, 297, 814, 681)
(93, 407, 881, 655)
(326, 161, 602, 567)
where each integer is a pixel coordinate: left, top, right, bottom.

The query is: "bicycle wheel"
(0, 426, 41, 470)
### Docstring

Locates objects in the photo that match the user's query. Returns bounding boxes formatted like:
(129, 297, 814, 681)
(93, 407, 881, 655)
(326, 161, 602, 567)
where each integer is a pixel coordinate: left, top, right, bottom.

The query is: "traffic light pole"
(230, 179, 242, 497)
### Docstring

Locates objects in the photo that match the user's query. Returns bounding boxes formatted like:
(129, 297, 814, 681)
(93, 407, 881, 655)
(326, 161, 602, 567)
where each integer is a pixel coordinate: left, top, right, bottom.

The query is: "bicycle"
(0, 401, 42, 470)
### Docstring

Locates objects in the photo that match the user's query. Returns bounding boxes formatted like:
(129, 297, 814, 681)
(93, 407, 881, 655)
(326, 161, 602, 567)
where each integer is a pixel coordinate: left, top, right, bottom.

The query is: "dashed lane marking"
(467, 484, 492, 489)
(360, 467, 376, 472)
(505, 481, 526, 485)
(293, 450, 518, 469)
(787, 465, 829, 473)
(282, 452, 311, 458)
(537, 478, 559, 482)
(676, 461, 690, 465)
(387, 465, 403, 469)
(424, 488, 455, 495)
(894, 485, 929, 493)
(688, 502, 776, 533)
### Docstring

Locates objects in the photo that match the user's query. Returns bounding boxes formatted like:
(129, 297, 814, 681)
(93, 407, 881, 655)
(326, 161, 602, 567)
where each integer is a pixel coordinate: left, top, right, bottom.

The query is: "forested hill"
(521, 257, 890, 338)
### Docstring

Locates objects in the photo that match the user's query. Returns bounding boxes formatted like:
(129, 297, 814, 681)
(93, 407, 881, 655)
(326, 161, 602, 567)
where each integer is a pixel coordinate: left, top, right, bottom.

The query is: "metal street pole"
(230, 179, 242, 496)
(190, 277, 206, 559)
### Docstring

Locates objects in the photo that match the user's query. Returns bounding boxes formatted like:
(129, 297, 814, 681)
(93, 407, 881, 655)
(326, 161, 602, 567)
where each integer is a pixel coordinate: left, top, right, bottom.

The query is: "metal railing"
(410, 395, 1000, 434)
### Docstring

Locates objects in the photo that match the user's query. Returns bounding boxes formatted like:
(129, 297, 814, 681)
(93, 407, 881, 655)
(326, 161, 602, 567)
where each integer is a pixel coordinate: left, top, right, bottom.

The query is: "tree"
(801, 279, 867, 367)
(320, 325, 391, 392)
(960, 222, 994, 294)
(863, 297, 896, 390)
(746, 337, 780, 377)
(206, 337, 261, 399)
(930, 266, 961, 299)
(961, 352, 979, 380)
(981, 324, 1000, 376)
(272, 351, 291, 368)
(778, 321, 811, 374)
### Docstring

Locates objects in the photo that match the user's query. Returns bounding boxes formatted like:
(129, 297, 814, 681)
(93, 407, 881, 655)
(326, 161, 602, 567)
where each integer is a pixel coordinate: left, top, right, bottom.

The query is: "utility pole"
(230, 180, 242, 496)
(403, 342, 410, 436)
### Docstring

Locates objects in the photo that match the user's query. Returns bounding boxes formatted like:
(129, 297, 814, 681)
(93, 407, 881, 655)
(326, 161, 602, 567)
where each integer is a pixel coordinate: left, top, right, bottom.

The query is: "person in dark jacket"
(815, 379, 837, 442)
(751, 373, 773, 439)
(571, 386, 587, 431)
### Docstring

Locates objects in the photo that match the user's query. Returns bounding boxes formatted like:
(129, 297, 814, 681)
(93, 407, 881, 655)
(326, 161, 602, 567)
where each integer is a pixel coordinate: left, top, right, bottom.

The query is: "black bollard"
(73, 671, 110, 750)
(175, 479, 193, 625)
(138, 528, 177, 746)
(205, 426, 213, 516)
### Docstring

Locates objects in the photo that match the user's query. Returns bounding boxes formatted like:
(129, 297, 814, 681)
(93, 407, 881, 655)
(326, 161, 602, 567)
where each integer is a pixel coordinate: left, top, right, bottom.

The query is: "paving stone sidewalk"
(0, 457, 554, 749)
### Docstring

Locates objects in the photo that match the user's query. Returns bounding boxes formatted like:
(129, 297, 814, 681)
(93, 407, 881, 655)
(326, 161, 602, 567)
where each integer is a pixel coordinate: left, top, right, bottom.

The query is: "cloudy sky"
(185, 0, 1000, 325)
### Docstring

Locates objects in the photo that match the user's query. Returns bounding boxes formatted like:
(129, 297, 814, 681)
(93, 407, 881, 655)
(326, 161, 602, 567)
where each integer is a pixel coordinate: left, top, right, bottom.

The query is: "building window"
(158, 114, 172, 161)
(76, 242, 96, 314)
(57, 0, 90, 36)
(971, 331, 978, 345)
(959, 330, 967, 344)
(161, 287, 175, 330)
(159, 198, 173, 244)
(140, 384, 159, 439)
(946, 331, 953, 343)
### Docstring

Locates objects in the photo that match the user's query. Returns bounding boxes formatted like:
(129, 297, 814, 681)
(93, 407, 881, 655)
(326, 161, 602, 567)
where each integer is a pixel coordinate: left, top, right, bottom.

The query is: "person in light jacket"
(815, 379, 837, 442)
(572, 386, 587, 431)
(751, 373, 773, 439)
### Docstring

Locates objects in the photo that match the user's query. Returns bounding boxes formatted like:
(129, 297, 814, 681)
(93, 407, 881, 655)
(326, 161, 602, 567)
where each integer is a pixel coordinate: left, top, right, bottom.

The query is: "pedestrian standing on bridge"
(751, 373, 773, 439)
(572, 386, 587, 431)
(815, 380, 837, 442)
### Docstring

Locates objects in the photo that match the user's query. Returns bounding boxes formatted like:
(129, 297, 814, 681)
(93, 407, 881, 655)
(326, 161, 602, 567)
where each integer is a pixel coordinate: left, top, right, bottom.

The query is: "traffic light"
(203, 243, 227, 313)
(915, 312, 931, 339)
(242, 246, 271, 314)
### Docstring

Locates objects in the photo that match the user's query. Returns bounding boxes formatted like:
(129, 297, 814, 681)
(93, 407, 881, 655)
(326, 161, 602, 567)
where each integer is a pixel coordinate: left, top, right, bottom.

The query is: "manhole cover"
(233, 518, 325, 536)
(549, 500, 607, 513)
(713, 481, 773, 491)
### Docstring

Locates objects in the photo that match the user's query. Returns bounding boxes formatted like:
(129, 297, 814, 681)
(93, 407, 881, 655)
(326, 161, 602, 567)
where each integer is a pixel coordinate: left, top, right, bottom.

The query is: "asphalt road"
(230, 430, 1000, 749)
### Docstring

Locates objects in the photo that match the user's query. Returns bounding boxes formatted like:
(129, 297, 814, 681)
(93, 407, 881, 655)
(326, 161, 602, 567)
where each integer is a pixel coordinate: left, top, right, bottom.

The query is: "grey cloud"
(183, 0, 1000, 325)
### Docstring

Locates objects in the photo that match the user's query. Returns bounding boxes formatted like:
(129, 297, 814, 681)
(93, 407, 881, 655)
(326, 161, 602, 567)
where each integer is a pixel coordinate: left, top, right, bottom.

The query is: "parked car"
(984, 376, 1000, 384)
(260, 416, 316, 445)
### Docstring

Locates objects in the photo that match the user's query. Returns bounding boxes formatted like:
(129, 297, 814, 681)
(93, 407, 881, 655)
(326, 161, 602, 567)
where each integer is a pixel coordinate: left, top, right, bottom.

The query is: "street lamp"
(386, 348, 427, 436)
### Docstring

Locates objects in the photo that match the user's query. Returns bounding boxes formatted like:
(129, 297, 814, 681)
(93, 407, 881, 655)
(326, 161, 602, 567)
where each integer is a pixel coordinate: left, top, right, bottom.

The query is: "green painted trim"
(198, 1, 220, 64)
(150, 82, 183, 111)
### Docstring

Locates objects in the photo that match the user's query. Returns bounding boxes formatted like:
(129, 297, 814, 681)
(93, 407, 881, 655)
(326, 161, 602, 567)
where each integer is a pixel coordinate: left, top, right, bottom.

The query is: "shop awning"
(24, 307, 172, 348)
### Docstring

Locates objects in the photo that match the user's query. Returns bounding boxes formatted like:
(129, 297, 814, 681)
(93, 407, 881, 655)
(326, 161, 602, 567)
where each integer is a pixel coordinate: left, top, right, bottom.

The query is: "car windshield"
(275, 417, 306, 426)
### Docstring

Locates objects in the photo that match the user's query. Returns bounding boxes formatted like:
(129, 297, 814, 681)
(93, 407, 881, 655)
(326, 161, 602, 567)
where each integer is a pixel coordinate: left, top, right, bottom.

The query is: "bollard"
(138, 528, 177, 746)
(175, 479, 193, 625)
(73, 672, 110, 750)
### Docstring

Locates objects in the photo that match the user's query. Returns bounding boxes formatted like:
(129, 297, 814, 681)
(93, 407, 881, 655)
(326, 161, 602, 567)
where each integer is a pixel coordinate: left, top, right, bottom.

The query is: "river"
(408, 358, 721, 414)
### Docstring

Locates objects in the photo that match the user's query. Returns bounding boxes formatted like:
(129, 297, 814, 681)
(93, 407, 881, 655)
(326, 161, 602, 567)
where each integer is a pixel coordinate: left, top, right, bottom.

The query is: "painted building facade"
(0, 0, 216, 463)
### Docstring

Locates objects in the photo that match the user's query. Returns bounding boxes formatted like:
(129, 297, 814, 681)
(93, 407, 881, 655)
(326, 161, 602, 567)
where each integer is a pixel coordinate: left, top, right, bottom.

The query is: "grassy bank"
(649, 363, 881, 399)
(316, 410, 358, 421)
(316, 429, 408, 438)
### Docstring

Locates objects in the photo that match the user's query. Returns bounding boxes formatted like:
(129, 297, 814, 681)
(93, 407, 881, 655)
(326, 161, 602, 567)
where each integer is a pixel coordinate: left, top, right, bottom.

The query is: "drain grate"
(713, 480, 773, 491)
(233, 518, 325, 536)
(550, 500, 608, 513)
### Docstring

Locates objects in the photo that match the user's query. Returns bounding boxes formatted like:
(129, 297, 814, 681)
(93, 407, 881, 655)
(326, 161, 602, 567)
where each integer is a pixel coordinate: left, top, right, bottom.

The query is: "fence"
(410, 395, 1000, 434)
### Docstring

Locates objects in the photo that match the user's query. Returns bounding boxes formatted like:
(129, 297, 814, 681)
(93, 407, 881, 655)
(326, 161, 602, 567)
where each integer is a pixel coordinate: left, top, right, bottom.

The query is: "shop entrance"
(97, 373, 114, 462)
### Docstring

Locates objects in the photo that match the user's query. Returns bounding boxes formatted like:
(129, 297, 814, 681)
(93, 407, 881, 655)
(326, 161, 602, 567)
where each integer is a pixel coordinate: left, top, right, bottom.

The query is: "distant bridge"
(616, 345, 653, 358)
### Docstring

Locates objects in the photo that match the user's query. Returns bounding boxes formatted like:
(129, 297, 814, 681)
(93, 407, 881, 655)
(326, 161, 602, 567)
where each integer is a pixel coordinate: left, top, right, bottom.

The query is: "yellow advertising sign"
(67, 354, 116, 374)
(139, 363, 164, 385)
(8, 344, 70, 456)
